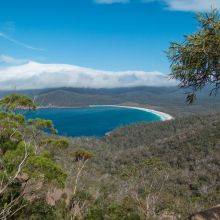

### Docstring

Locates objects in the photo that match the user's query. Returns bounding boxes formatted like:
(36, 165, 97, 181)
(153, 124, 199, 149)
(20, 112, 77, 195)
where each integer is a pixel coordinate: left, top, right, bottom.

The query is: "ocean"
(25, 106, 161, 137)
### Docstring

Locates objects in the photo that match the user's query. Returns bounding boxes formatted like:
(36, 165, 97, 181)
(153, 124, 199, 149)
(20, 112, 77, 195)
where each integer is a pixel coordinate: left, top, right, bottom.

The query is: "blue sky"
(0, 0, 219, 90)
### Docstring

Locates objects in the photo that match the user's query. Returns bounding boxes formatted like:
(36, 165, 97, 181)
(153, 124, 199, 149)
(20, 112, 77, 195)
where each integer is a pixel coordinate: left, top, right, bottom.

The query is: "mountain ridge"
(1, 86, 219, 117)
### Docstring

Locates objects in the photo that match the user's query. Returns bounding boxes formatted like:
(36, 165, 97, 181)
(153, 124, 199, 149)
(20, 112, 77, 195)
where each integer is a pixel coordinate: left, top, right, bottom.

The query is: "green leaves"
(167, 9, 220, 103)
(40, 137, 69, 158)
(26, 155, 67, 188)
(0, 94, 68, 218)
(0, 113, 24, 153)
(186, 93, 197, 104)
(40, 137, 69, 150)
(28, 118, 57, 134)
(3, 141, 32, 174)
(0, 94, 36, 111)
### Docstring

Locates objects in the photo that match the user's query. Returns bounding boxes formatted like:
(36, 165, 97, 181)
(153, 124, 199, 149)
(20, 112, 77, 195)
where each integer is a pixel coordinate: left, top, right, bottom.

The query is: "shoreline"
(36, 104, 174, 121)
(90, 105, 174, 121)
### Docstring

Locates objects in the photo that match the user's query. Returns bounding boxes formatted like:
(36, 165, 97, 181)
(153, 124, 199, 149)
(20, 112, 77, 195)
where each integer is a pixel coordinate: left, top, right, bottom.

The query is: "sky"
(0, 0, 219, 90)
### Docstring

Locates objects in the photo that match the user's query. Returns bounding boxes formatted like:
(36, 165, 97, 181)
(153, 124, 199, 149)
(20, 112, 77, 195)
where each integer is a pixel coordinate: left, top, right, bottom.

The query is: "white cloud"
(95, 0, 220, 11)
(0, 60, 176, 90)
(0, 54, 28, 65)
(163, 0, 220, 12)
(0, 32, 45, 51)
(95, 0, 129, 4)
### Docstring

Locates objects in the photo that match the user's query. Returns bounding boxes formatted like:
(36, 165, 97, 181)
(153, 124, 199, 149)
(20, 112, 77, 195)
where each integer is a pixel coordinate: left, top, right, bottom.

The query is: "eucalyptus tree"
(0, 94, 67, 219)
(0, 94, 95, 219)
(168, 9, 220, 103)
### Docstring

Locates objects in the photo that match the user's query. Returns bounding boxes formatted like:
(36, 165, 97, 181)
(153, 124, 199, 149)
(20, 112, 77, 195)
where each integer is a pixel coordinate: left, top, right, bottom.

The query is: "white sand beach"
(90, 105, 174, 121)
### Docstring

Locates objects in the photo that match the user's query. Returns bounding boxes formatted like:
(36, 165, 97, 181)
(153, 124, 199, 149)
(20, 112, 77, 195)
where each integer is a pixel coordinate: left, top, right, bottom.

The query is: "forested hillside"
(53, 113, 220, 219)
(1, 86, 220, 116)
(1, 93, 219, 219)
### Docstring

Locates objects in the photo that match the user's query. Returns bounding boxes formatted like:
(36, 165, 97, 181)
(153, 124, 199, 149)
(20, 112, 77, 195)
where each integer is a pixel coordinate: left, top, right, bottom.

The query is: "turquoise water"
(24, 106, 161, 137)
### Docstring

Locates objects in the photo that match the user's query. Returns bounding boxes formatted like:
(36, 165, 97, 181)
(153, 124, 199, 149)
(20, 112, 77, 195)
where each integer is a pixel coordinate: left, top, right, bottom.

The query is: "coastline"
(90, 105, 174, 121)
(36, 104, 174, 121)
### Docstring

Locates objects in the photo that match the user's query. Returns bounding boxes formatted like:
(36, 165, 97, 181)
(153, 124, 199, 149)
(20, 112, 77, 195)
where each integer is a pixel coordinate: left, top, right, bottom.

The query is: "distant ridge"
(0, 86, 219, 117)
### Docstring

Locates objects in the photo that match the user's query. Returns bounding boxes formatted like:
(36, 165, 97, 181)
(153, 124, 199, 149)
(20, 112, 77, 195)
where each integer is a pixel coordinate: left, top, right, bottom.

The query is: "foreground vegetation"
(0, 93, 219, 219)
(0, 94, 92, 219)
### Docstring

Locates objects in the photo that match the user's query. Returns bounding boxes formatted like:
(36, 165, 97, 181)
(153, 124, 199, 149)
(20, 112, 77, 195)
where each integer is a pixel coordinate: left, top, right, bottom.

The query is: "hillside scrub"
(0, 94, 219, 219)
(57, 113, 220, 219)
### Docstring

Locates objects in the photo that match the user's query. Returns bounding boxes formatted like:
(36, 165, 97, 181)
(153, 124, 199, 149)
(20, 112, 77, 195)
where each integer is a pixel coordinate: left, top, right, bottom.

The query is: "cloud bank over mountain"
(0, 60, 176, 90)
